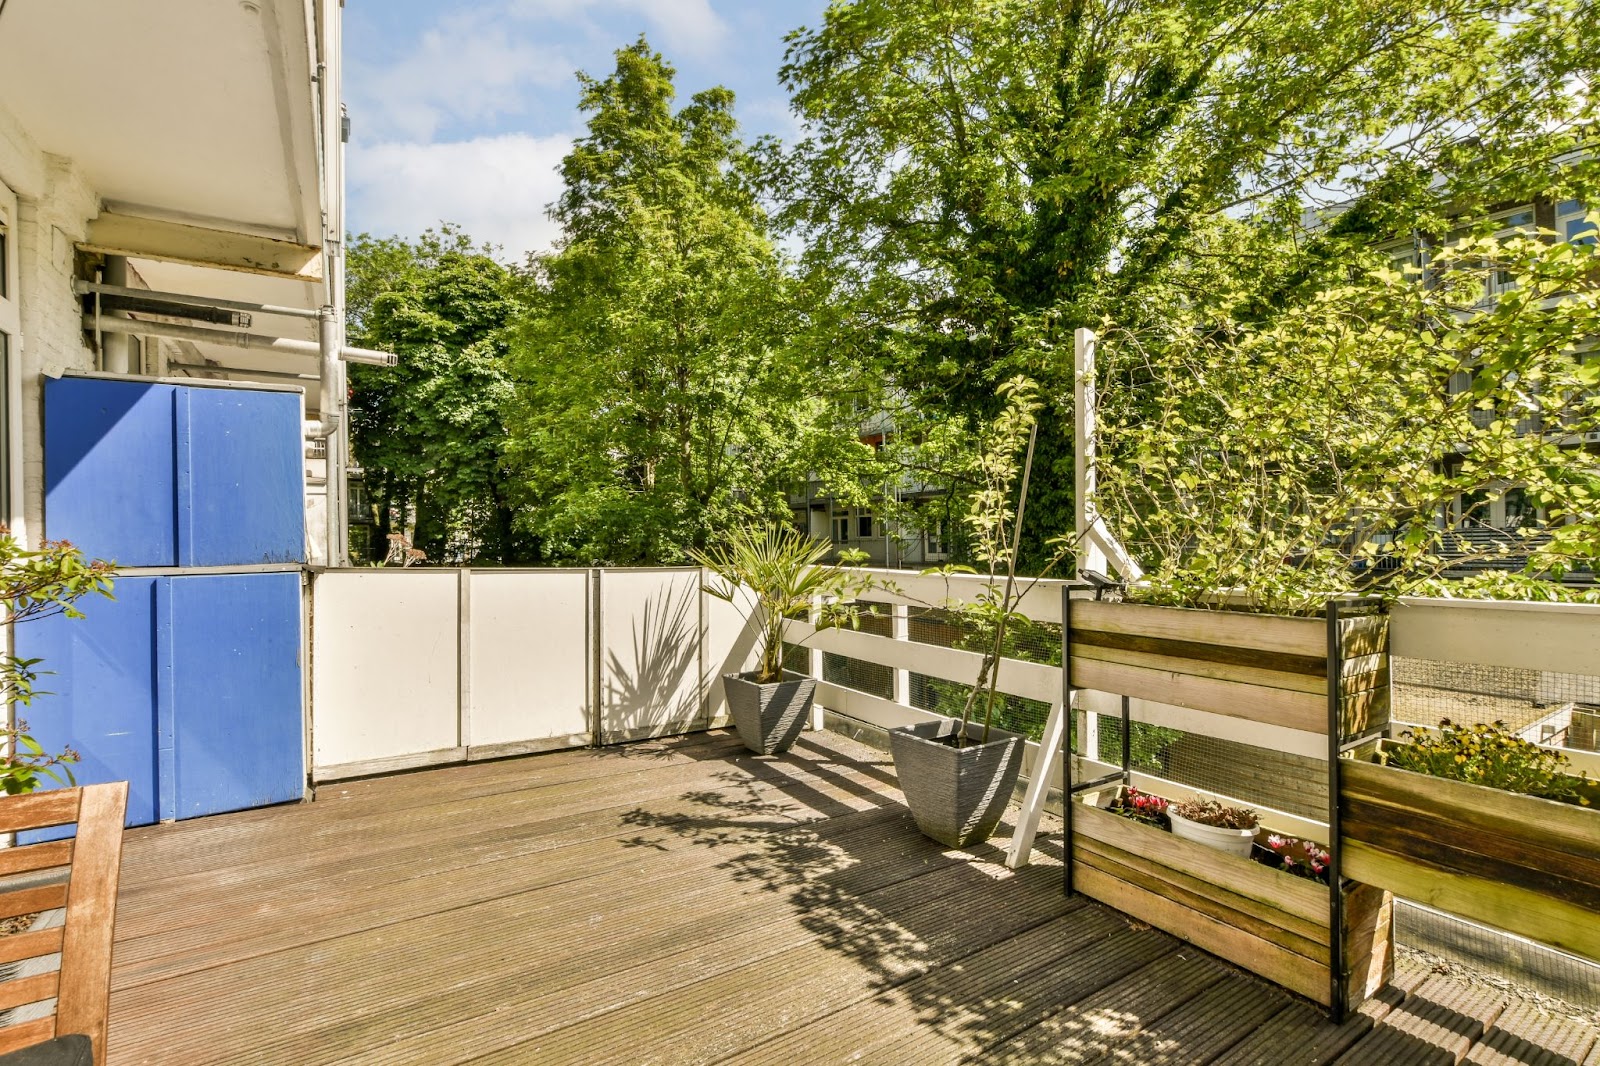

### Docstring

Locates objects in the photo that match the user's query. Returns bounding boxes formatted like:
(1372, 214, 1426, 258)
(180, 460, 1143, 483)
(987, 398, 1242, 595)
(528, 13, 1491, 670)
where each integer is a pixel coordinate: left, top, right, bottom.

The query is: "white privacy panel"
(599, 568, 704, 742)
(701, 579, 761, 722)
(467, 570, 591, 750)
(311, 570, 460, 773)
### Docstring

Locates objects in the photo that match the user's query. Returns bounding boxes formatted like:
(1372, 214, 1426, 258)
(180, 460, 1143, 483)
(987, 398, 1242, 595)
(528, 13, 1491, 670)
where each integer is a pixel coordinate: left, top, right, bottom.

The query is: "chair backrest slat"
(0, 793, 81, 835)
(0, 882, 69, 922)
(0, 927, 64, 967)
(0, 840, 73, 879)
(0, 783, 127, 1066)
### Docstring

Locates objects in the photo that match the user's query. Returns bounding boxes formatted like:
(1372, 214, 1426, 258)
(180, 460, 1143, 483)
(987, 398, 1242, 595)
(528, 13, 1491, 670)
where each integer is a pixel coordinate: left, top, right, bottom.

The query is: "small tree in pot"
(693, 524, 875, 754)
(891, 377, 1050, 848)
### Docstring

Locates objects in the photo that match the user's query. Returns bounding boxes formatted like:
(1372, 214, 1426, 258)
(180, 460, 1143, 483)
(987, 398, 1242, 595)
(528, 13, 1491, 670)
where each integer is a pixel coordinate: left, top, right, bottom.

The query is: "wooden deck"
(104, 729, 1600, 1065)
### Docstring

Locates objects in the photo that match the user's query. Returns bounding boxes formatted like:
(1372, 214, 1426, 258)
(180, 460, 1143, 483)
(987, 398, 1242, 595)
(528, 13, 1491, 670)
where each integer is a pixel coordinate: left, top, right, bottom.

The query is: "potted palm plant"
(692, 524, 875, 755)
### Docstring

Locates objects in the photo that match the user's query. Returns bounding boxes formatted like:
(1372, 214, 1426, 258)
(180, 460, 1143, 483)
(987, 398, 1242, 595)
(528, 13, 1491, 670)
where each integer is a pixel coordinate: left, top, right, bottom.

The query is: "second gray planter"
(722, 672, 816, 755)
(889, 718, 1025, 848)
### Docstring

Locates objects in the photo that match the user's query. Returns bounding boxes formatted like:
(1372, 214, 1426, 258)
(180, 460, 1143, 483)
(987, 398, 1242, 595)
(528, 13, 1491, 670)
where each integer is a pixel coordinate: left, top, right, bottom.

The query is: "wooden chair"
(0, 784, 128, 1066)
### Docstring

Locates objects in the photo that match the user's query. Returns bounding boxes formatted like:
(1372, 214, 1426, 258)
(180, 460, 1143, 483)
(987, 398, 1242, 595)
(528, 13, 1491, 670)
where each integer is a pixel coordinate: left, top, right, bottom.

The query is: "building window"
(857, 508, 874, 539)
(832, 507, 850, 543)
(1557, 200, 1596, 246)
(925, 518, 945, 556)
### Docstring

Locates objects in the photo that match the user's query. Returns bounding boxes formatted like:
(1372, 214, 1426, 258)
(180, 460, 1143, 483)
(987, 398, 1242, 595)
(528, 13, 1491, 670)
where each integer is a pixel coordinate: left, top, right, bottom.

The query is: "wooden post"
(810, 594, 826, 729)
(1075, 328, 1108, 579)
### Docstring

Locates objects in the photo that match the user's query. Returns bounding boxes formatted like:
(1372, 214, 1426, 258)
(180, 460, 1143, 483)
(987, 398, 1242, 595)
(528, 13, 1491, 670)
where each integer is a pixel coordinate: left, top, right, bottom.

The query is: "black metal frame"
(1061, 582, 1130, 898)
(1324, 595, 1389, 1023)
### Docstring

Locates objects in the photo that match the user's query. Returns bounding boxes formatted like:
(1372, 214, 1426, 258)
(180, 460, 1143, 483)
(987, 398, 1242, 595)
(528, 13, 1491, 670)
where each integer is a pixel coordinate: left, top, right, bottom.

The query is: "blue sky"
(345, 0, 830, 260)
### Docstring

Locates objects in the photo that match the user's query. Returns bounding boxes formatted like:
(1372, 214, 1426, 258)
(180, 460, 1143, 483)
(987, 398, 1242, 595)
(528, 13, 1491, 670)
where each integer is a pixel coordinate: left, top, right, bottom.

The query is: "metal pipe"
(165, 362, 317, 384)
(81, 315, 396, 366)
(315, 306, 341, 441)
(73, 279, 320, 320)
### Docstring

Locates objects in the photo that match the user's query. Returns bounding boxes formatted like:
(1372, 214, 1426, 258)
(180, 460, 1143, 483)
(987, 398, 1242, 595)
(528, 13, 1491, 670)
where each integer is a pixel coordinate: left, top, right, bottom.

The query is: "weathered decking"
(104, 729, 1599, 1065)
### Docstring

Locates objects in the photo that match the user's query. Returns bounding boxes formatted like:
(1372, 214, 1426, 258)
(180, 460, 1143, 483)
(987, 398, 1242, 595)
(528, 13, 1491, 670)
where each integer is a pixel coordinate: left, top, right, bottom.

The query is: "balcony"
(106, 727, 1598, 1065)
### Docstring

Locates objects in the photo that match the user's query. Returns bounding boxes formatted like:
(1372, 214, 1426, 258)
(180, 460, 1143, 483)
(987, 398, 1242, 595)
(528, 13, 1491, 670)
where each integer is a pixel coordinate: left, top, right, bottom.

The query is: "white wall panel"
(311, 570, 459, 772)
(467, 570, 591, 749)
(701, 581, 760, 722)
(600, 569, 703, 741)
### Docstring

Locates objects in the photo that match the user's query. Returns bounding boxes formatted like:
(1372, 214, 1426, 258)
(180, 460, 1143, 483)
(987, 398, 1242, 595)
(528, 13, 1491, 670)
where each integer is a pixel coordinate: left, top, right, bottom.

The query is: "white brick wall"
(1, 100, 101, 547)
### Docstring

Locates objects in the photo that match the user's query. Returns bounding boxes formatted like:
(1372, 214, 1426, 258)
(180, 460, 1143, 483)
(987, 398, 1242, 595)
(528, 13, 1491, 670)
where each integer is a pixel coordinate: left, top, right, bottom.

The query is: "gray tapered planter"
(723, 671, 815, 755)
(889, 718, 1025, 848)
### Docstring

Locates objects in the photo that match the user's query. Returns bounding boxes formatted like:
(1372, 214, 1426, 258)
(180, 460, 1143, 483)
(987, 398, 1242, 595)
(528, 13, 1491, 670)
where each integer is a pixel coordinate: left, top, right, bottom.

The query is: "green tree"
(505, 39, 867, 564)
(777, 0, 1598, 563)
(346, 226, 531, 564)
(1097, 233, 1600, 613)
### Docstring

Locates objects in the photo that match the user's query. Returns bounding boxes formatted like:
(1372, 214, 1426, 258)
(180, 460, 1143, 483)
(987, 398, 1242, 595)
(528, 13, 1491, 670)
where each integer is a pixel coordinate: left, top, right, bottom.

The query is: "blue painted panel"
(169, 573, 304, 819)
(180, 389, 306, 565)
(44, 378, 176, 566)
(16, 577, 162, 836)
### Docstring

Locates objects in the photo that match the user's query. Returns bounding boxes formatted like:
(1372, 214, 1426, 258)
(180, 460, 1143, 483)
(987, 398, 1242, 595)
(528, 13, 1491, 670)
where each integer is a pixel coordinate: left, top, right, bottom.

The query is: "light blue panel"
(179, 388, 306, 565)
(169, 572, 304, 819)
(44, 378, 176, 567)
(16, 577, 162, 837)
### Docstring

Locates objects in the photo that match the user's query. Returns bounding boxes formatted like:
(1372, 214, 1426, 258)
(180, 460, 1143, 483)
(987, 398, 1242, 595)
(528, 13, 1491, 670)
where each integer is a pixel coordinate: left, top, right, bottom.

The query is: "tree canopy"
(776, 0, 1599, 560)
(346, 225, 530, 564)
(503, 39, 870, 565)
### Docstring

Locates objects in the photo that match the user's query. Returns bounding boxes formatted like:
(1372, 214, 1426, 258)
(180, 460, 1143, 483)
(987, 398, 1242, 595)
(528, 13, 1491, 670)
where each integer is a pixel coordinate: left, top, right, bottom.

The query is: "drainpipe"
(311, 305, 341, 440)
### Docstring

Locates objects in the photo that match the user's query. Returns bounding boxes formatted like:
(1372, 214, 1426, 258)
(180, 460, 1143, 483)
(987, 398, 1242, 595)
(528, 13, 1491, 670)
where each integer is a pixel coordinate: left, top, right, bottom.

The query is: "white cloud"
(348, 133, 574, 259)
(506, 0, 730, 59)
(348, 11, 572, 142)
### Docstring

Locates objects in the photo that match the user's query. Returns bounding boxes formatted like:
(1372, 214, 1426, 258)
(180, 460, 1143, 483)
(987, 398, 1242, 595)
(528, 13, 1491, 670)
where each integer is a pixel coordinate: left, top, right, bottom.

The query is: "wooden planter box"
(1068, 600, 1388, 736)
(1342, 756, 1600, 962)
(1073, 799, 1392, 1010)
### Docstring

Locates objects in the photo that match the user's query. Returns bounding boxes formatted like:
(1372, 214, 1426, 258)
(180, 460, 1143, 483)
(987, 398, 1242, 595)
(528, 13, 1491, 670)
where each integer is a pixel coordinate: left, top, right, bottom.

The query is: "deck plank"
(102, 728, 1600, 1066)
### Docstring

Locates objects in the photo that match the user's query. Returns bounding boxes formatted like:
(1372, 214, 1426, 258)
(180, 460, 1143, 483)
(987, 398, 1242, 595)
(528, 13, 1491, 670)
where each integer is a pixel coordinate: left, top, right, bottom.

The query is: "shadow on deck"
(103, 729, 1600, 1065)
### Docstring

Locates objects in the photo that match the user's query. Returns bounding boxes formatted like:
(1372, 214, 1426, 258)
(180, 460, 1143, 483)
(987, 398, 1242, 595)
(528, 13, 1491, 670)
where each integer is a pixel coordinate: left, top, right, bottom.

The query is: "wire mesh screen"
(1393, 657, 1600, 753)
(1084, 713, 1328, 821)
(905, 607, 1058, 740)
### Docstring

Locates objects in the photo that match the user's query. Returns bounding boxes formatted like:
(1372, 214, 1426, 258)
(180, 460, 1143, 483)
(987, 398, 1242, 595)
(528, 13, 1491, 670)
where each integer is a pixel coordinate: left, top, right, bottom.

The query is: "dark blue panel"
(15, 577, 162, 835)
(169, 573, 304, 819)
(179, 389, 306, 565)
(44, 378, 176, 566)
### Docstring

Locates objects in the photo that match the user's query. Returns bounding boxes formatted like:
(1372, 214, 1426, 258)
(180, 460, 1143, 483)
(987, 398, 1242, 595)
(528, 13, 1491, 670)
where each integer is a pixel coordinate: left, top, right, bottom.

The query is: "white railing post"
(892, 603, 910, 706)
(810, 593, 826, 729)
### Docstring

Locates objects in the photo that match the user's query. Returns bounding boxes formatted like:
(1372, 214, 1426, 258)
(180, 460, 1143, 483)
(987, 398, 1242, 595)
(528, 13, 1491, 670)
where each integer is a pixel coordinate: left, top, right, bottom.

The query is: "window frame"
(0, 182, 20, 536)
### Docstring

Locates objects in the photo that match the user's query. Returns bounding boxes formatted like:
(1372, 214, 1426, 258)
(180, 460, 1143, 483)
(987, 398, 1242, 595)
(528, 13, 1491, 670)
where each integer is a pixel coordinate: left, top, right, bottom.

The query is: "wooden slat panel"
(0, 882, 69, 921)
(1343, 759, 1596, 858)
(0, 840, 74, 879)
(1072, 801, 1328, 925)
(1343, 794, 1600, 906)
(0, 926, 65, 966)
(0, 1018, 56, 1056)
(1072, 864, 1330, 1005)
(1068, 626, 1327, 677)
(1071, 642, 1325, 695)
(56, 781, 127, 1066)
(1073, 837, 1330, 961)
(1071, 657, 1325, 733)
(0, 790, 81, 834)
(0, 971, 59, 1011)
(1076, 689, 1329, 762)
(1071, 600, 1328, 658)
(1343, 841, 1600, 963)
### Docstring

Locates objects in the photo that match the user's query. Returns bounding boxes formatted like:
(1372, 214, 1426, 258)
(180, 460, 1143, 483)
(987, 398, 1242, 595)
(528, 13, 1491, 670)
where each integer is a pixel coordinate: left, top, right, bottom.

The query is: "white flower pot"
(1169, 810, 1257, 858)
